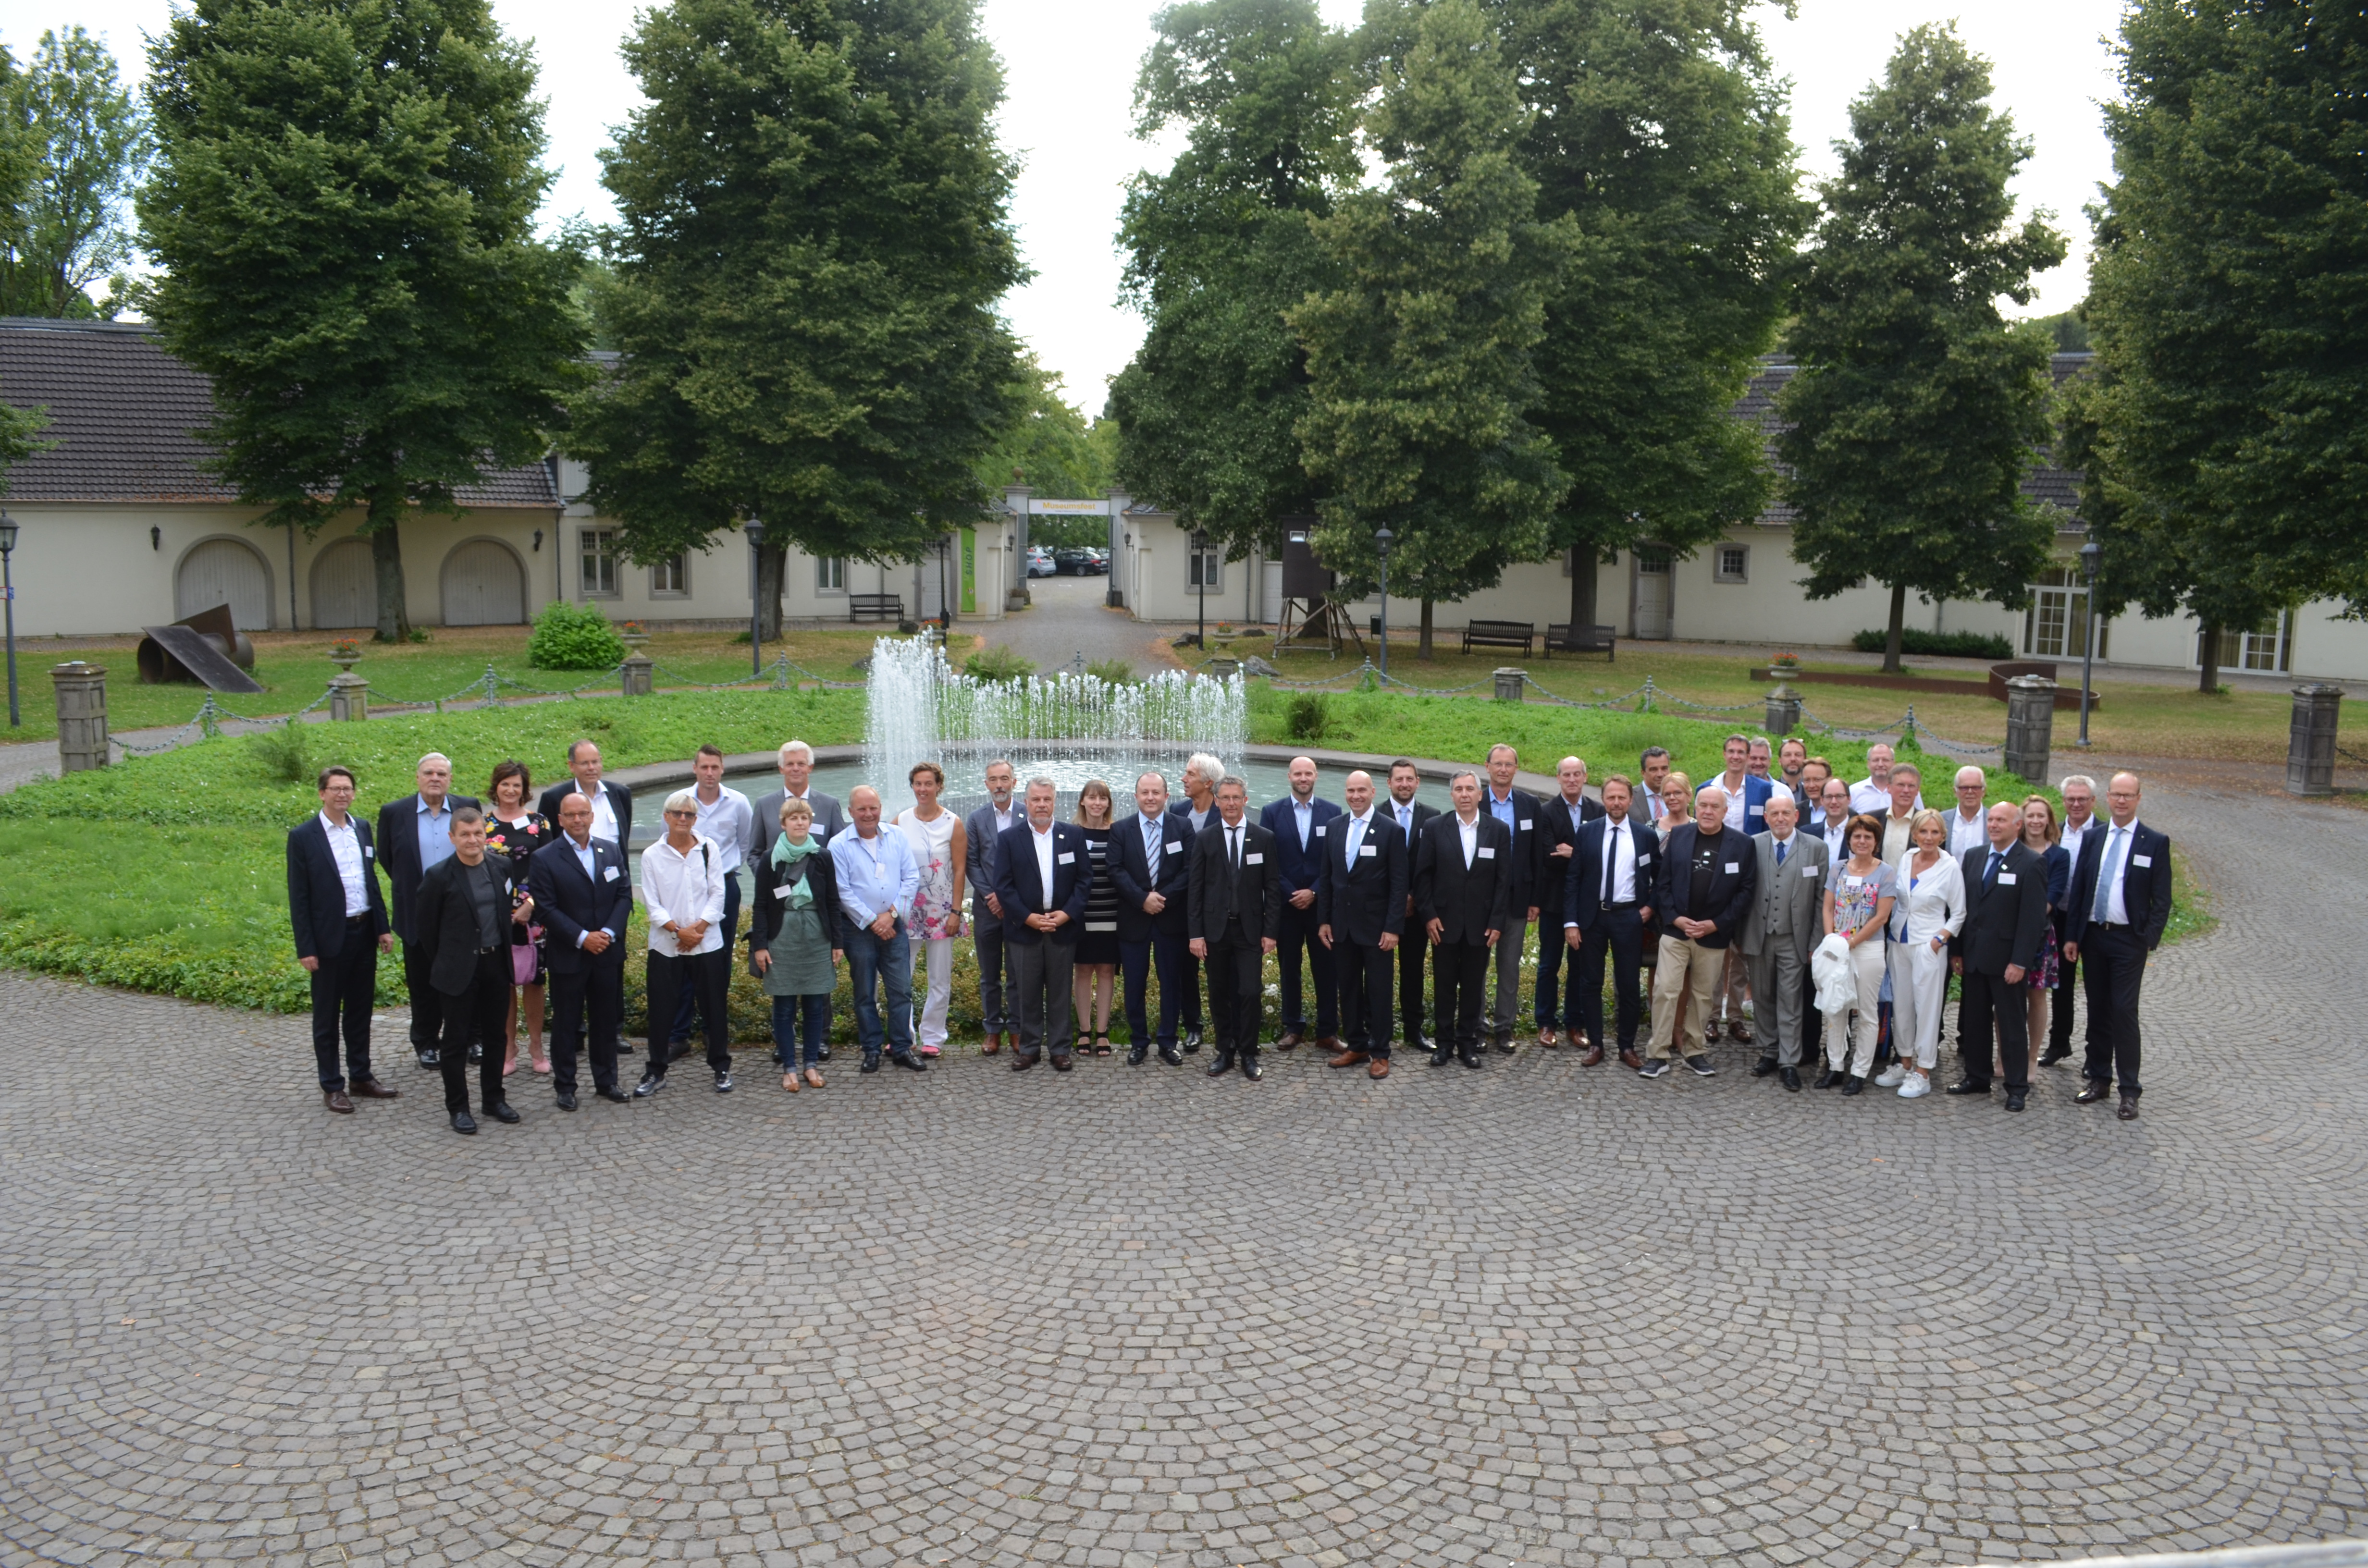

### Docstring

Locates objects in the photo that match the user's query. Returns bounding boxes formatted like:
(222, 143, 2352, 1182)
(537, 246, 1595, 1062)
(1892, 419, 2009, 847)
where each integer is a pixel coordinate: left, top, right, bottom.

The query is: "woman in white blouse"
(1881, 809, 1965, 1100)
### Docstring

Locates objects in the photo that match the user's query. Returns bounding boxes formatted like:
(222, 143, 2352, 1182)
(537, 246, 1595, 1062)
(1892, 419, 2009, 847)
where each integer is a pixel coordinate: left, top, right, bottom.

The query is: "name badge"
(1997, 871, 2017, 884)
(604, 866, 620, 882)
(1477, 846, 1496, 859)
(1359, 844, 1378, 858)
(2133, 854, 2153, 868)
(1246, 852, 1264, 864)
(1058, 852, 1075, 865)
(1637, 852, 1653, 865)
(1165, 840, 1183, 856)
(362, 845, 374, 858)
(1802, 863, 1821, 878)
(1724, 862, 1740, 875)
(1315, 824, 1326, 836)
(775, 884, 792, 899)
(1845, 876, 1863, 889)
(1517, 820, 1531, 831)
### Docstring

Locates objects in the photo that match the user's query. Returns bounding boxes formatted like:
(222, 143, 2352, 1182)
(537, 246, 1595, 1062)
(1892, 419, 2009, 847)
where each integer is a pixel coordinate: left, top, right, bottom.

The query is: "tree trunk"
(1882, 581, 1907, 674)
(367, 492, 412, 642)
(2197, 623, 2221, 693)
(1418, 596, 1435, 661)
(755, 537, 787, 643)
(1568, 546, 1597, 637)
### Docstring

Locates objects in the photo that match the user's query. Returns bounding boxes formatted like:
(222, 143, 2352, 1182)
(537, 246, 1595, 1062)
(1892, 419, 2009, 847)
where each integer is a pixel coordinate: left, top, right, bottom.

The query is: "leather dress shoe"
(1579, 1043, 1605, 1066)
(555, 1089, 578, 1111)
(1011, 1050, 1039, 1072)
(892, 1052, 928, 1071)
(1368, 1058, 1390, 1079)
(1538, 1027, 1559, 1048)
(1184, 1029, 1202, 1054)
(1127, 1043, 1148, 1066)
(1429, 1049, 1453, 1068)
(982, 1031, 1004, 1055)
(1814, 1068, 1839, 1089)
(1493, 1033, 1516, 1053)
(1751, 1056, 1779, 1078)
(1315, 1035, 1341, 1055)
(1049, 1052, 1074, 1072)
(487, 1102, 521, 1124)
(450, 1110, 477, 1135)
(860, 1054, 883, 1074)
(1157, 1044, 1183, 1066)
(468, 1042, 482, 1063)
(1241, 1052, 1264, 1081)
(1617, 1049, 1644, 1072)
(416, 1049, 439, 1069)
(2039, 1045, 2072, 1066)
(1460, 1050, 1484, 1069)
(1207, 1051, 1235, 1078)
(2117, 1093, 2140, 1120)
(2004, 1089, 2027, 1112)
(1275, 1031, 1304, 1051)
(1328, 1048, 1369, 1068)
(595, 1086, 630, 1103)
(1839, 1075, 1864, 1096)
(1780, 1066, 1802, 1092)
(1945, 1078, 1992, 1096)
(2075, 1079, 2115, 1104)
(350, 1078, 399, 1099)
(323, 1089, 355, 1114)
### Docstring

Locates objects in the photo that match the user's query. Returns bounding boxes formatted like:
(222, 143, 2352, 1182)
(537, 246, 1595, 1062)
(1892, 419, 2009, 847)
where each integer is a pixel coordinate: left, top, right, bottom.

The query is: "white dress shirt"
(1457, 812, 1479, 868)
(566, 834, 615, 946)
(570, 780, 620, 846)
(1030, 824, 1057, 907)
(1947, 808, 1990, 858)
(1601, 816, 1637, 905)
(1139, 811, 1165, 866)
(692, 784, 754, 873)
(320, 812, 369, 916)
(640, 833, 727, 954)
(2060, 816, 2096, 868)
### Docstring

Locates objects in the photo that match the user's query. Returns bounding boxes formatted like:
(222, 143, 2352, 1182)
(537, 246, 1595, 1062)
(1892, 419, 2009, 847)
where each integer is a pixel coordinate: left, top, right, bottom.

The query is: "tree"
(1289, 0, 1575, 657)
(0, 28, 151, 318)
(572, 0, 1025, 641)
(1777, 25, 2065, 674)
(1106, 0, 1362, 565)
(2081, 0, 2368, 692)
(976, 357, 1118, 548)
(0, 382, 54, 487)
(140, 0, 587, 641)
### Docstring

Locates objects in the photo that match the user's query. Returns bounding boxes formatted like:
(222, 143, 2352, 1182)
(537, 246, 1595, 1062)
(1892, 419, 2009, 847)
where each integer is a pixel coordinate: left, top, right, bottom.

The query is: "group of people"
(285, 730, 2171, 1135)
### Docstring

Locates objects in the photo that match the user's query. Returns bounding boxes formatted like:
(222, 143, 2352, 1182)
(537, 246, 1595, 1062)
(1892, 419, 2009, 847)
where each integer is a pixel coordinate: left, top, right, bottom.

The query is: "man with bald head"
(1317, 769, 1407, 1078)
(1948, 798, 2050, 1111)
(1110, 770, 1194, 1066)
(1643, 784, 1756, 1077)
(830, 784, 924, 1073)
(2062, 772, 2171, 1120)
(1260, 755, 1341, 1052)
(379, 752, 481, 1069)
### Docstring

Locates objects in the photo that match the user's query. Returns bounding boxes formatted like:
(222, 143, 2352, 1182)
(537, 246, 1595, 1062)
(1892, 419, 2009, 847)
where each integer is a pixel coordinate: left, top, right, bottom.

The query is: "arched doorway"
(174, 537, 274, 630)
(309, 537, 376, 629)
(440, 538, 526, 626)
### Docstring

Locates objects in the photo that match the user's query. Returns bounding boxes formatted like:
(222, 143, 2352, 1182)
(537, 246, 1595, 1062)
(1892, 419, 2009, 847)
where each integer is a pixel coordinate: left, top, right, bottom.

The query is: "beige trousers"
(1648, 936, 1726, 1061)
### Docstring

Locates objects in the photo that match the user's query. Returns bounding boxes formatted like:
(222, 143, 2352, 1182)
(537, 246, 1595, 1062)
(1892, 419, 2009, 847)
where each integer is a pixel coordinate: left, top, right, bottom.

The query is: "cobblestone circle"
(4, 777, 2364, 1568)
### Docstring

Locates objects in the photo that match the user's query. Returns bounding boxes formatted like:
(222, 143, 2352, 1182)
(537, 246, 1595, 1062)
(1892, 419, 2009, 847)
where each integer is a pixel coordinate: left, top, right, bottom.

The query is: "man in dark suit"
(1258, 756, 1341, 1052)
(1415, 770, 1514, 1069)
(288, 765, 398, 1114)
(994, 776, 1090, 1071)
(1317, 769, 1406, 1078)
(1480, 744, 1546, 1051)
(2062, 771, 2172, 1120)
(746, 738, 846, 849)
(1534, 755, 1606, 1048)
(1647, 784, 1756, 1077)
(1560, 774, 1655, 1072)
(963, 760, 1022, 1054)
(1188, 774, 1282, 1079)
(1110, 769, 1194, 1066)
(1631, 747, 1674, 832)
(1948, 800, 2052, 1112)
(1382, 760, 1439, 1054)
(527, 791, 634, 1110)
(411, 807, 528, 1134)
(536, 739, 636, 850)
(377, 752, 480, 1069)
(1174, 752, 1226, 1052)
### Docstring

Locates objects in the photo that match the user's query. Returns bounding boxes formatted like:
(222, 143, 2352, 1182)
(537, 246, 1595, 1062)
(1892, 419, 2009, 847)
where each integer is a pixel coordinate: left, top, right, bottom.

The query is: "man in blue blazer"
(288, 766, 397, 1114)
(1316, 769, 1407, 1078)
(2062, 771, 2173, 1121)
(528, 792, 636, 1109)
(1560, 774, 1656, 1073)
(993, 777, 1091, 1072)
(1259, 756, 1341, 1051)
(1109, 770, 1195, 1066)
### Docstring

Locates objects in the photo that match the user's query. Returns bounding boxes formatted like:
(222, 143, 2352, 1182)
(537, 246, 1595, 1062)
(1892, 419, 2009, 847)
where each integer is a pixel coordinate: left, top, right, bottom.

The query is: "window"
(1188, 550, 1223, 591)
(651, 552, 689, 596)
(2022, 563, 2107, 660)
(1714, 544, 1749, 583)
(579, 527, 619, 598)
(2206, 612, 2291, 674)
(816, 557, 846, 593)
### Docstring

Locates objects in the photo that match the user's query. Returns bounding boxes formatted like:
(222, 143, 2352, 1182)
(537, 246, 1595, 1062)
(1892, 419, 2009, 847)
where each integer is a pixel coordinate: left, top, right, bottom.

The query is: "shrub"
(1085, 658, 1135, 686)
(244, 722, 317, 786)
(1850, 627, 2015, 660)
(963, 645, 1034, 683)
(528, 600, 628, 669)
(1285, 691, 1333, 741)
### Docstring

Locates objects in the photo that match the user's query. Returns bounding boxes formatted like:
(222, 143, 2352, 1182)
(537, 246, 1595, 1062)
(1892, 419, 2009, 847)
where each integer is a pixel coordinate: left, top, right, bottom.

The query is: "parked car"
(1084, 548, 1110, 574)
(1052, 547, 1097, 575)
(1026, 546, 1056, 578)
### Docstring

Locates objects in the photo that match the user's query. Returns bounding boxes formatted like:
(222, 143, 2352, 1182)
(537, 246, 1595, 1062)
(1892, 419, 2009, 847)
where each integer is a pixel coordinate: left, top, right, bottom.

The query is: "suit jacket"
(963, 801, 1022, 919)
(537, 779, 635, 851)
(1537, 792, 1607, 920)
(1712, 773, 1776, 836)
(376, 792, 484, 943)
(1188, 817, 1283, 945)
(1480, 787, 1548, 909)
(750, 787, 845, 855)
(2062, 819, 2173, 952)
(1258, 795, 1341, 900)
(411, 850, 520, 995)
(287, 815, 390, 962)
(746, 840, 848, 953)
(1652, 822, 1757, 950)
(1954, 840, 2050, 975)
(526, 833, 634, 975)
(1381, 798, 1439, 913)
(1562, 812, 1658, 934)
(1736, 829, 1829, 963)
(993, 821, 1090, 945)
(1414, 812, 1514, 945)
(1108, 808, 1194, 942)
(1316, 810, 1408, 947)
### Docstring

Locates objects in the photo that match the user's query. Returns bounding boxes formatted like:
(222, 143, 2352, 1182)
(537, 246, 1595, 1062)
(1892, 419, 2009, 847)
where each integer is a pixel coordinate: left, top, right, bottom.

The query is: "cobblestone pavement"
(4, 775, 2365, 1568)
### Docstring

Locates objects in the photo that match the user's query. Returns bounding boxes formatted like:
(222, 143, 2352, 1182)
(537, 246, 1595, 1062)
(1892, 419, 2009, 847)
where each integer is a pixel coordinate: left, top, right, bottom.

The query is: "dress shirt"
(1772, 830, 1792, 870)
(640, 834, 727, 954)
(1948, 808, 1990, 858)
(1821, 819, 1851, 862)
(565, 835, 616, 946)
(1225, 821, 1244, 872)
(1392, 799, 1419, 838)
(1458, 812, 1480, 869)
(1487, 787, 1518, 834)
(1599, 817, 1638, 909)
(1291, 796, 1314, 849)
(568, 781, 620, 846)
(1983, 847, 2005, 887)
(320, 812, 368, 916)
(2060, 817, 2096, 868)
(415, 796, 457, 871)
(1850, 778, 1927, 815)
(692, 785, 754, 872)
(1342, 809, 1370, 865)
(2093, 822, 2133, 925)
(1648, 792, 1669, 824)
(832, 827, 919, 930)
(1558, 794, 1588, 831)
(1030, 825, 1056, 909)
(1139, 811, 1165, 865)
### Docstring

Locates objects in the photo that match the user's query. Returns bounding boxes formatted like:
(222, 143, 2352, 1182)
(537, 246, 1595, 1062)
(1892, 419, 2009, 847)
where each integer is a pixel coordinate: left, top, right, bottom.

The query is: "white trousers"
(1822, 939, 1887, 1078)
(908, 935, 953, 1048)
(1886, 937, 1950, 1071)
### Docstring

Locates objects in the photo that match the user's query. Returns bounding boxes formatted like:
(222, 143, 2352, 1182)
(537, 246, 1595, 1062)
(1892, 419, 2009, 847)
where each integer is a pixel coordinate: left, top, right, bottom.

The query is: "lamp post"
(1, 508, 19, 728)
(2077, 539, 2100, 748)
(745, 518, 766, 676)
(1373, 524, 1393, 680)
(1192, 528, 1209, 654)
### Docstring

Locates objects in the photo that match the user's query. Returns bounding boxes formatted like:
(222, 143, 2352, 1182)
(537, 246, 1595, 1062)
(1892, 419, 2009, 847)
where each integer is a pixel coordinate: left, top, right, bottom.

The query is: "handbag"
(511, 925, 544, 985)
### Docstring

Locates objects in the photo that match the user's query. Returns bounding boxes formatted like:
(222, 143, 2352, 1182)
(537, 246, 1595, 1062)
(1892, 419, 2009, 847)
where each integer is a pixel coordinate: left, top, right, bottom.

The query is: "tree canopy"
(976, 357, 1118, 547)
(0, 27, 151, 318)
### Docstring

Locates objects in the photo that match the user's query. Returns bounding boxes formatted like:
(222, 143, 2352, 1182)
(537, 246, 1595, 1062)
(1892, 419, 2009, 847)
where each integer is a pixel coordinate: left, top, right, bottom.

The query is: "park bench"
(848, 593, 903, 623)
(1460, 619, 1536, 657)
(1543, 622, 1618, 661)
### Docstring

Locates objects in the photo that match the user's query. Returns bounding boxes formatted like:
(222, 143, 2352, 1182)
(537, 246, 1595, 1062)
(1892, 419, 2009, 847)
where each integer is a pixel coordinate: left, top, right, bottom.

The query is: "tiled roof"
(1731, 351, 2089, 528)
(0, 318, 557, 509)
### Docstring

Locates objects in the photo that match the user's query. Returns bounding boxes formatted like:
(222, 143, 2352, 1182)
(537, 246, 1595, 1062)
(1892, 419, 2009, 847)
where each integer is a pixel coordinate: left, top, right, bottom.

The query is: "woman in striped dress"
(1071, 779, 1121, 1056)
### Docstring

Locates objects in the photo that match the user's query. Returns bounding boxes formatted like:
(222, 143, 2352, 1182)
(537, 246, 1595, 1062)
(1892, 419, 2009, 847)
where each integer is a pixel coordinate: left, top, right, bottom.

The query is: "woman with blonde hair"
(1880, 808, 1964, 1098)
(1820, 813, 1898, 1094)
(1072, 779, 1121, 1055)
(2018, 793, 2072, 1082)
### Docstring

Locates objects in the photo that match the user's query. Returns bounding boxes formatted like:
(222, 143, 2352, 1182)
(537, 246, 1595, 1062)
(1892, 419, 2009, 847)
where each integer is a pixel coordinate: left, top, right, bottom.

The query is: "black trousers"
(973, 911, 1014, 1034)
(1576, 906, 1645, 1054)
(1178, 943, 1205, 1036)
(548, 958, 624, 1094)
(1273, 901, 1337, 1036)
(1397, 906, 1428, 1047)
(436, 951, 512, 1112)
(1334, 933, 1394, 1057)
(2080, 924, 2147, 1096)
(1533, 903, 1582, 1031)
(2050, 910, 2086, 1056)
(1120, 930, 1190, 1048)
(1957, 967, 2031, 1090)
(401, 935, 444, 1053)
(1206, 926, 1264, 1055)
(666, 873, 740, 1042)
(1431, 937, 1491, 1057)
(309, 922, 379, 1090)
(645, 948, 731, 1078)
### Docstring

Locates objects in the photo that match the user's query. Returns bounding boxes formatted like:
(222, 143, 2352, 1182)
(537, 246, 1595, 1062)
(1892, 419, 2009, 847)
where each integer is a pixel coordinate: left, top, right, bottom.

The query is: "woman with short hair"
(752, 796, 841, 1091)
(1820, 813, 1898, 1094)
(1880, 808, 1964, 1099)
(1072, 779, 1122, 1056)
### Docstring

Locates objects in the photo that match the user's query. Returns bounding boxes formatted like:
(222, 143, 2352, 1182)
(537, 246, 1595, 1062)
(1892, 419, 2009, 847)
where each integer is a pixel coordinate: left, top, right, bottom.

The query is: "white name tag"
(1057, 852, 1075, 865)
(1359, 844, 1378, 858)
(1165, 841, 1183, 856)
(1315, 824, 1326, 836)
(2133, 854, 2153, 868)
(363, 845, 374, 858)
(1802, 863, 1821, 878)
(1477, 846, 1496, 859)
(1724, 862, 1740, 875)
(775, 884, 791, 899)
(1637, 853, 1653, 865)
(1517, 820, 1531, 830)
(1997, 871, 2017, 884)
(1845, 876, 1863, 889)
(1246, 852, 1264, 864)
(604, 866, 620, 882)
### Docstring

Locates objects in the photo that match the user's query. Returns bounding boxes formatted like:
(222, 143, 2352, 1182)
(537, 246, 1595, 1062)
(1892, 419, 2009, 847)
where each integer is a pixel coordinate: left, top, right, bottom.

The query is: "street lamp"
(1373, 524, 1393, 680)
(744, 518, 766, 676)
(2077, 538, 2101, 748)
(0, 508, 19, 729)
(1192, 528, 1209, 655)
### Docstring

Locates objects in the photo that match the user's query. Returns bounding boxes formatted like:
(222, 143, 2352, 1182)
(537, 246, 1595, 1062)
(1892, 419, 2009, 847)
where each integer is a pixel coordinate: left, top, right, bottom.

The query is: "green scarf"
(771, 832, 821, 910)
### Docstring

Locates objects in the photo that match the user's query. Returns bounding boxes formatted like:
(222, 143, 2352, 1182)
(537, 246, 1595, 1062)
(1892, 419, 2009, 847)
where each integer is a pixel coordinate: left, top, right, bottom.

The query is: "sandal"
(1094, 1034, 1113, 1057)
(531, 1054, 552, 1074)
(804, 1067, 826, 1089)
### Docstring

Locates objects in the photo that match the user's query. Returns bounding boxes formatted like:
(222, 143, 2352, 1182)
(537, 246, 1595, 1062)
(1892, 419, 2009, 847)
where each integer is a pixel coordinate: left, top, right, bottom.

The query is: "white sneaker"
(1875, 1063, 1906, 1088)
(1898, 1072, 1930, 1099)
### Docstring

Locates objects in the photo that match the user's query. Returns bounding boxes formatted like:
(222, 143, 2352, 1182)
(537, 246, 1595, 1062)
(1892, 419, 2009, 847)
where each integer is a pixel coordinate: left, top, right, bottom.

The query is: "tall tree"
(1289, 0, 1575, 657)
(976, 357, 1118, 547)
(1777, 25, 2065, 674)
(0, 28, 151, 318)
(573, 0, 1024, 640)
(1106, 0, 1362, 565)
(141, 0, 586, 641)
(2082, 0, 2368, 692)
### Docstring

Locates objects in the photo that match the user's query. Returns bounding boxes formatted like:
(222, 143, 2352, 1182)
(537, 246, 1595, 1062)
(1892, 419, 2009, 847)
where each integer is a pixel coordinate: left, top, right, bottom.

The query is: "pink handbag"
(511, 926, 544, 984)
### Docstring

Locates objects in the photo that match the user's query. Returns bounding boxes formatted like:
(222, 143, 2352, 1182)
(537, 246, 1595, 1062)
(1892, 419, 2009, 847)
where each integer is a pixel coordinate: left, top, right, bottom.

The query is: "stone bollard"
(1764, 684, 1801, 738)
(1494, 666, 1526, 702)
(1208, 656, 1241, 680)
(328, 672, 369, 723)
(2286, 683, 2344, 797)
(2003, 674, 2057, 784)
(620, 652, 654, 697)
(53, 661, 109, 772)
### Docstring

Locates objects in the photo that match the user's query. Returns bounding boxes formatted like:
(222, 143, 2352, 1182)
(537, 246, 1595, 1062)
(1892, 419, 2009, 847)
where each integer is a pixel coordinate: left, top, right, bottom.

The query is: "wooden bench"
(1460, 619, 1535, 656)
(848, 593, 903, 623)
(1544, 622, 1617, 660)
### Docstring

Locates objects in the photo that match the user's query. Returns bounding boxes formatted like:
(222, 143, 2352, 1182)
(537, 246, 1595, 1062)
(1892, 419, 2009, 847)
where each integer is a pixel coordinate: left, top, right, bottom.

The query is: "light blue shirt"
(1292, 797, 1314, 849)
(1488, 786, 1518, 833)
(831, 826, 920, 930)
(1140, 812, 1164, 864)
(416, 796, 456, 872)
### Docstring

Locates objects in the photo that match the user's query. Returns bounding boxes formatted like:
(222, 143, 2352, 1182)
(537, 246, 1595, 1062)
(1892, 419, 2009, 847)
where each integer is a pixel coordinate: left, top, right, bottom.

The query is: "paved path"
(4, 776, 2367, 1566)
(979, 572, 1183, 675)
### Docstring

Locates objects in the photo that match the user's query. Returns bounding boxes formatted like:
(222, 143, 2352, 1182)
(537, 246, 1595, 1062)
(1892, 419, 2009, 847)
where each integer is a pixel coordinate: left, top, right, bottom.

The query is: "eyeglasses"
(663, 809, 697, 820)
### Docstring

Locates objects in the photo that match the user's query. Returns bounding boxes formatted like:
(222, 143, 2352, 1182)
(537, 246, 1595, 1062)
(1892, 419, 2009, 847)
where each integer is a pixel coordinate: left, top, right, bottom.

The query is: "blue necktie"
(1984, 850, 2003, 887)
(1776, 838, 1788, 869)
(2092, 826, 2125, 923)
(1345, 816, 1364, 865)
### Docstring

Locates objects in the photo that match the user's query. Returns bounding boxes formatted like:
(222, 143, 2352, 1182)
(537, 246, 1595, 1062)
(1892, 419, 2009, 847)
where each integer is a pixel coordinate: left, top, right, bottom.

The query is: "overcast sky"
(27, 0, 2123, 418)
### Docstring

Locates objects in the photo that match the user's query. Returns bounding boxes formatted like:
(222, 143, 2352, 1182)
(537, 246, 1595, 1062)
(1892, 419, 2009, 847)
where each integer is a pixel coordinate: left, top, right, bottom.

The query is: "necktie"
(2092, 826, 2124, 922)
(1984, 849, 2003, 887)
(1776, 838, 1788, 869)
(1603, 823, 1620, 903)
(1345, 815, 1364, 865)
(1229, 826, 1241, 872)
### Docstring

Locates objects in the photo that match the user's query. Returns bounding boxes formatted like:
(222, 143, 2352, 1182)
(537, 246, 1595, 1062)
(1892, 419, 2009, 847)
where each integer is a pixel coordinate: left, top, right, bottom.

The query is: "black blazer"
(1380, 798, 1439, 911)
(747, 842, 847, 954)
(1480, 787, 1548, 908)
(536, 779, 635, 849)
(1955, 839, 2051, 975)
(993, 821, 1091, 945)
(286, 814, 390, 962)
(375, 793, 483, 942)
(1414, 812, 1514, 945)
(1108, 809, 1194, 942)
(1652, 822, 1756, 949)
(411, 850, 520, 995)
(1537, 792, 1607, 919)
(1316, 811, 1408, 947)
(1561, 812, 1657, 933)
(526, 833, 634, 975)
(1188, 817, 1283, 944)
(2062, 819, 2173, 952)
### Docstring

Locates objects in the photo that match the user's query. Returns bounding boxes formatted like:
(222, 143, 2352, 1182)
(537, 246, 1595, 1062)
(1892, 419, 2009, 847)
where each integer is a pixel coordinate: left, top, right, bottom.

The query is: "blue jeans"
(844, 920, 914, 1059)
(771, 992, 831, 1069)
